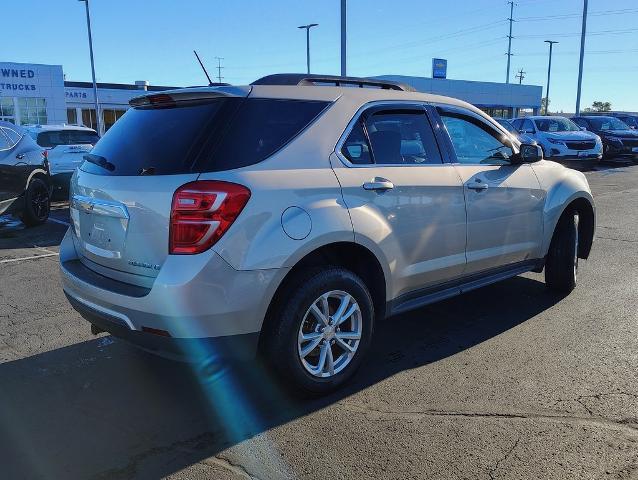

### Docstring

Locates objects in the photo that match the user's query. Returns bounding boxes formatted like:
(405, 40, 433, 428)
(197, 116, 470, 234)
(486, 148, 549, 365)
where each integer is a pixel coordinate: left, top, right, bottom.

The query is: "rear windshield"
(81, 97, 329, 176)
(36, 130, 100, 148)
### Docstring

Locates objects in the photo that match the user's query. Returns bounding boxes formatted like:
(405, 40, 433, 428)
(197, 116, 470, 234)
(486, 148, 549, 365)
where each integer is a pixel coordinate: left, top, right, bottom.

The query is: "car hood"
(540, 131, 598, 141)
(600, 129, 638, 138)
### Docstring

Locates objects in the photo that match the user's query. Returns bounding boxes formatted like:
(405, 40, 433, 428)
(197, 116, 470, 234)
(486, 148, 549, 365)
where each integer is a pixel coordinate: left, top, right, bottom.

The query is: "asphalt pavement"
(1, 165, 637, 479)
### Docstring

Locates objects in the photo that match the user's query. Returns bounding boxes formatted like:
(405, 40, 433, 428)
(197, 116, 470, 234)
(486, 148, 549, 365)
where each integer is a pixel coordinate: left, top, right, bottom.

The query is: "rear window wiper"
(84, 153, 115, 172)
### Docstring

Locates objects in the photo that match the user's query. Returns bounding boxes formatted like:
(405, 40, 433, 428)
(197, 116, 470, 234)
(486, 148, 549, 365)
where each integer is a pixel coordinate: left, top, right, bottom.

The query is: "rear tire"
(545, 212, 579, 293)
(262, 267, 375, 396)
(20, 178, 50, 227)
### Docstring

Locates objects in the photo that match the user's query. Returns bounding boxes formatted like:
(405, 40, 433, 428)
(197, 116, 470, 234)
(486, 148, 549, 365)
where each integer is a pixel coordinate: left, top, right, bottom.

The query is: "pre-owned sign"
(0, 68, 37, 93)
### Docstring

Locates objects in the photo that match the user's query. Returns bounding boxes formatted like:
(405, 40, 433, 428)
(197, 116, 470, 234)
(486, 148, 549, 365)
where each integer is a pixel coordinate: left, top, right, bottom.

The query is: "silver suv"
(60, 74, 595, 394)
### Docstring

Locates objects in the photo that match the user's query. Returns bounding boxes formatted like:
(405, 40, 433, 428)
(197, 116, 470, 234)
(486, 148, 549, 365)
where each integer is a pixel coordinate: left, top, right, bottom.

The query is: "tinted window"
(440, 112, 513, 165)
(522, 119, 535, 132)
(619, 116, 638, 128)
(197, 98, 329, 172)
(37, 130, 100, 148)
(341, 120, 373, 164)
(572, 118, 588, 128)
(83, 98, 329, 176)
(588, 117, 630, 131)
(364, 110, 441, 165)
(510, 119, 523, 130)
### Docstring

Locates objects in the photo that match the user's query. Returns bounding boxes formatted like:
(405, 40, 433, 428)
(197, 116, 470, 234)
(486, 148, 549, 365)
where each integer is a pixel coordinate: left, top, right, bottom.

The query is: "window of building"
(0, 97, 16, 123)
(67, 108, 78, 125)
(102, 109, 126, 132)
(18, 97, 47, 125)
(81, 108, 97, 130)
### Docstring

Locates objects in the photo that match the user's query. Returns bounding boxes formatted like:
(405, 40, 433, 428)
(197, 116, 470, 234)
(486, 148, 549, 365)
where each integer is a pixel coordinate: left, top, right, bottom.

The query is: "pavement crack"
(202, 455, 262, 480)
(90, 432, 215, 480)
(341, 404, 638, 436)
(488, 434, 521, 480)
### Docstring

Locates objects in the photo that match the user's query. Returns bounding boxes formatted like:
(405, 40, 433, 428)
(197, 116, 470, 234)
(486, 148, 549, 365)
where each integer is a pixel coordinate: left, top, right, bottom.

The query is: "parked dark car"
(572, 116, 638, 159)
(0, 121, 51, 226)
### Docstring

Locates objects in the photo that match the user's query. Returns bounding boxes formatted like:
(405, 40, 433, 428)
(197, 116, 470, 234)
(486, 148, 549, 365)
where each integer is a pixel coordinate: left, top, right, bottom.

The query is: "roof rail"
(251, 73, 415, 92)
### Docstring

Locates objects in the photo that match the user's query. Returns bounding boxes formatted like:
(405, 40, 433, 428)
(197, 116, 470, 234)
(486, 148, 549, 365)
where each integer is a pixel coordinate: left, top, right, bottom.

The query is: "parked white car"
(24, 125, 99, 198)
(511, 116, 602, 168)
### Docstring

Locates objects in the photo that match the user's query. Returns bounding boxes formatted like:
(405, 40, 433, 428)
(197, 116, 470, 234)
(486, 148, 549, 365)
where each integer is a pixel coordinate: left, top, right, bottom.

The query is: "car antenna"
(193, 50, 214, 86)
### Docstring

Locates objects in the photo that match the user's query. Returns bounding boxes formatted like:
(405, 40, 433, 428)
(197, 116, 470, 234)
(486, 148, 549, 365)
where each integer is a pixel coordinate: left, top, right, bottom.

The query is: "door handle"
(363, 178, 394, 191)
(467, 181, 489, 191)
(15, 153, 25, 160)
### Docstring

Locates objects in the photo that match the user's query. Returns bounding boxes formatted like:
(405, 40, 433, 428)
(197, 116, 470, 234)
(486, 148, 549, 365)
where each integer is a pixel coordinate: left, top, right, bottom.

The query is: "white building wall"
(0, 62, 66, 124)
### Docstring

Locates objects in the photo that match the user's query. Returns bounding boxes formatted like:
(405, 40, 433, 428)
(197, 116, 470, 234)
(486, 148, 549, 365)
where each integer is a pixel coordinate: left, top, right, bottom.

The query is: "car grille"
(621, 139, 638, 149)
(565, 141, 596, 150)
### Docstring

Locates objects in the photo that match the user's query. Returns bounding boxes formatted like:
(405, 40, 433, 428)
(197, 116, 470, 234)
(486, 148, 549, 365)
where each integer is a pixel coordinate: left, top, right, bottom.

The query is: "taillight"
(169, 180, 251, 255)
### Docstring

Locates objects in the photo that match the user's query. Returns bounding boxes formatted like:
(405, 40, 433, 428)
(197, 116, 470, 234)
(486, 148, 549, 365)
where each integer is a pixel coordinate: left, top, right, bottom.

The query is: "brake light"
(169, 180, 251, 255)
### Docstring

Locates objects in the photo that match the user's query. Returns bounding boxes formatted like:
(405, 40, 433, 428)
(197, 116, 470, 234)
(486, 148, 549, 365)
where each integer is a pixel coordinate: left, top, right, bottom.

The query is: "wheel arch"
(547, 196, 595, 260)
(258, 241, 388, 351)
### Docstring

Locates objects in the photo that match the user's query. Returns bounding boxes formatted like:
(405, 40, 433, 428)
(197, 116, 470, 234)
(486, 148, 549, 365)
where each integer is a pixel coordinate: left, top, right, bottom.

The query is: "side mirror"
(513, 143, 543, 164)
(580, 126, 587, 131)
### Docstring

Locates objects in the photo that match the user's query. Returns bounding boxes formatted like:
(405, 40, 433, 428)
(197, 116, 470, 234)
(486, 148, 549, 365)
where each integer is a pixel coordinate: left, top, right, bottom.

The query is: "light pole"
(544, 40, 558, 115)
(575, 0, 588, 114)
(298, 23, 319, 74)
(341, 0, 347, 76)
(78, 0, 101, 135)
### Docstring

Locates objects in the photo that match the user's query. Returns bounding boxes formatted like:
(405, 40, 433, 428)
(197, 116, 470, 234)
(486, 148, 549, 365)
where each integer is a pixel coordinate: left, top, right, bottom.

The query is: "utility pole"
(515, 68, 526, 84)
(505, 1, 515, 84)
(575, 0, 588, 115)
(214, 56, 224, 83)
(544, 40, 558, 115)
(341, 0, 347, 76)
(78, 0, 101, 135)
(298, 24, 318, 74)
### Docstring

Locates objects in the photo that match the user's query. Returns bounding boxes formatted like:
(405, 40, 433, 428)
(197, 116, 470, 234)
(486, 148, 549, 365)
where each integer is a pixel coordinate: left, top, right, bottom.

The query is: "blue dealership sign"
(432, 58, 447, 79)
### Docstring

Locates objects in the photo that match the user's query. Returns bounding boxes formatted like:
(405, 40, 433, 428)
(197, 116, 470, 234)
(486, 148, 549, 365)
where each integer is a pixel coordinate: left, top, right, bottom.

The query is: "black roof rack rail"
(251, 73, 415, 92)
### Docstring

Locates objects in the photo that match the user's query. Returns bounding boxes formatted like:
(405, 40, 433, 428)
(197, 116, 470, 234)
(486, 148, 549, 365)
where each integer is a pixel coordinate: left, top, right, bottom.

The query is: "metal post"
(80, 0, 101, 135)
(544, 40, 558, 115)
(341, 0, 347, 76)
(306, 28, 310, 74)
(506, 1, 514, 84)
(575, 0, 588, 114)
(298, 24, 318, 74)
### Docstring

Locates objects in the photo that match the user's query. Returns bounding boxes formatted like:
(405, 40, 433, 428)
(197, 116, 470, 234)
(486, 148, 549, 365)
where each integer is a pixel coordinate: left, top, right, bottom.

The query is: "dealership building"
(1, 61, 542, 135)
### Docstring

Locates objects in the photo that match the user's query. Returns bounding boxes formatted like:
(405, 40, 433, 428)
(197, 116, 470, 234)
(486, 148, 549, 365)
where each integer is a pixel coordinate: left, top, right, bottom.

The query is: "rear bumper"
(59, 229, 281, 360)
(65, 291, 259, 360)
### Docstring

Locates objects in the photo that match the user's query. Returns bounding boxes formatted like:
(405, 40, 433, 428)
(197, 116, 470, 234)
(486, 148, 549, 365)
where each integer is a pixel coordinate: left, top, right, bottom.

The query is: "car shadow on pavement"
(0, 275, 564, 479)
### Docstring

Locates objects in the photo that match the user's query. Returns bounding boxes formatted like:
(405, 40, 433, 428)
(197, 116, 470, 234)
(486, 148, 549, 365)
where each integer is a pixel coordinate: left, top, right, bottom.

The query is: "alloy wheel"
(297, 290, 363, 378)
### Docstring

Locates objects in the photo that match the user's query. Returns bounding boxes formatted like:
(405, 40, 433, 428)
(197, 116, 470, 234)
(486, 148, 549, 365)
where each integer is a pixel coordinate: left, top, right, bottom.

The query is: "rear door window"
(37, 130, 100, 148)
(364, 109, 442, 165)
(82, 98, 329, 176)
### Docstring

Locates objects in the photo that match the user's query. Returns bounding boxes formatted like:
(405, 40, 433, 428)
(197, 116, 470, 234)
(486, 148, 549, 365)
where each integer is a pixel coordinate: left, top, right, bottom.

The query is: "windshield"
(534, 118, 581, 132)
(589, 117, 631, 131)
(36, 130, 100, 148)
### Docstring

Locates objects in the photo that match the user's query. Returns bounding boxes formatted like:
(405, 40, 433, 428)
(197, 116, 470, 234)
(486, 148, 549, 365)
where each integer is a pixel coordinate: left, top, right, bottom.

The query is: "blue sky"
(3, 0, 637, 112)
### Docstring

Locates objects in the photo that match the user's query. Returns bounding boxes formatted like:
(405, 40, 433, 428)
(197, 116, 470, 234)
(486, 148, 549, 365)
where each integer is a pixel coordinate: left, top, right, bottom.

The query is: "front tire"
(263, 267, 375, 396)
(20, 178, 50, 227)
(545, 212, 579, 293)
